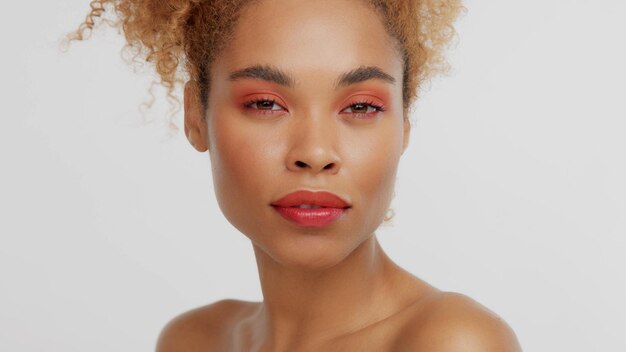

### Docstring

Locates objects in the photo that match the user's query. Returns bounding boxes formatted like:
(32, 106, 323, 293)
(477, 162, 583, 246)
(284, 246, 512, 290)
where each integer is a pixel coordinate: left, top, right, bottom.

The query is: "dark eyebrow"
(228, 64, 295, 88)
(335, 66, 396, 88)
(227, 64, 396, 88)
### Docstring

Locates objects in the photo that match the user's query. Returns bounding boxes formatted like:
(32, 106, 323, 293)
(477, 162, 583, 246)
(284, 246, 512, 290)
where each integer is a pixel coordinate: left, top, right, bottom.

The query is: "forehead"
(213, 0, 403, 85)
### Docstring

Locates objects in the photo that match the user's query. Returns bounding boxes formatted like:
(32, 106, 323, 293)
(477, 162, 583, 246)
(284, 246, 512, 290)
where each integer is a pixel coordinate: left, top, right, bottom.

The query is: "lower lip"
(272, 206, 348, 228)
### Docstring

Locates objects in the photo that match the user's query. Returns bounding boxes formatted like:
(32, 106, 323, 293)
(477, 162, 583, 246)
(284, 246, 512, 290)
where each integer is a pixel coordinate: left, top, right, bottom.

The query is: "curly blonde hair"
(66, 0, 464, 130)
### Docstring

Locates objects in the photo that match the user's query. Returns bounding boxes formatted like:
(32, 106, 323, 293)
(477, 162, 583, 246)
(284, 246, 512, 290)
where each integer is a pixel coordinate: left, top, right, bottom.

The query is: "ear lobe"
(184, 80, 209, 152)
(402, 118, 411, 154)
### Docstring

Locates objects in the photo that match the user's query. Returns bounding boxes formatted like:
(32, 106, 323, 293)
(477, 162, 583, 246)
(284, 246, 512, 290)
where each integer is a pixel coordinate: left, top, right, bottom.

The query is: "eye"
(341, 100, 386, 118)
(243, 98, 286, 115)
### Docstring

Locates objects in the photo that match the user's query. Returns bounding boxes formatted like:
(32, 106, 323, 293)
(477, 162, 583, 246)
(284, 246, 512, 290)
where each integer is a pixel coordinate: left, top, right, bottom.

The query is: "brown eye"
(245, 98, 284, 111)
(256, 100, 277, 110)
(341, 102, 383, 116)
(350, 103, 369, 114)
(243, 98, 287, 116)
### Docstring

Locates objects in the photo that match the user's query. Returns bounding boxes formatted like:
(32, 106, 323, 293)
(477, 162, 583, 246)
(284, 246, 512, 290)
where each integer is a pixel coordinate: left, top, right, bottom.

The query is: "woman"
(69, 0, 522, 350)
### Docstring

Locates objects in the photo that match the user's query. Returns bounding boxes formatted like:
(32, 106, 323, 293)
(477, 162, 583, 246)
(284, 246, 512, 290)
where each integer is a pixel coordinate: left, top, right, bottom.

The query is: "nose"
(285, 114, 341, 175)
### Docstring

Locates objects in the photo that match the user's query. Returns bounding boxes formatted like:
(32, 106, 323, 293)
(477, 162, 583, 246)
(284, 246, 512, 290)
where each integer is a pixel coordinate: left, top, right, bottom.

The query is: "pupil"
(259, 101, 273, 109)
(353, 103, 366, 113)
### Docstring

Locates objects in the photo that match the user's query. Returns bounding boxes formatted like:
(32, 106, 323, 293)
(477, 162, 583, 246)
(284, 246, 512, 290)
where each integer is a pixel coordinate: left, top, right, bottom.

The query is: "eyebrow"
(227, 64, 396, 88)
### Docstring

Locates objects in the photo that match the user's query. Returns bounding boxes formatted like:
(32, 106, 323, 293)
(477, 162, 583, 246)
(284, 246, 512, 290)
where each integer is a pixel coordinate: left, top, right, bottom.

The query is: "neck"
(250, 235, 403, 348)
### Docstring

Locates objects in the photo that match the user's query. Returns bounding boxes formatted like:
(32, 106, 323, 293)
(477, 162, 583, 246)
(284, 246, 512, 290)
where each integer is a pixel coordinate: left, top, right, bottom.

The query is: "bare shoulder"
(395, 291, 522, 351)
(155, 299, 259, 352)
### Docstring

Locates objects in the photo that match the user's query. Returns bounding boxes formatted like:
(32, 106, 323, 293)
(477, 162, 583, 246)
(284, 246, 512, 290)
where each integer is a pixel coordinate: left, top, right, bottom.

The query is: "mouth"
(270, 190, 351, 228)
(287, 204, 347, 209)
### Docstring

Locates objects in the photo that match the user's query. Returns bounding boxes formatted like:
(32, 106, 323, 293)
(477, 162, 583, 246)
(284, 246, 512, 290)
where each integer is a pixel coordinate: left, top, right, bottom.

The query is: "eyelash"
(242, 98, 386, 118)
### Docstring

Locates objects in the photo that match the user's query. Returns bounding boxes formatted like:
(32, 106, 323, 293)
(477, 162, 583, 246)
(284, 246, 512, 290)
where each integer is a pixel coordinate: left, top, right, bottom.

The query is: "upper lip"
(271, 190, 351, 208)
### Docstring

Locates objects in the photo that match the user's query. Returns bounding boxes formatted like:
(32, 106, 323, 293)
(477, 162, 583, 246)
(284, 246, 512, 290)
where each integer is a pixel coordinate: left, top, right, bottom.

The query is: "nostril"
(323, 163, 334, 170)
(295, 160, 307, 168)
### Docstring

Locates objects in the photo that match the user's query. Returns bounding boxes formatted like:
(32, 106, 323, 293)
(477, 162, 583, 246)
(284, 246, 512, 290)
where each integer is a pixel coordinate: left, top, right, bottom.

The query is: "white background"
(1, 0, 625, 351)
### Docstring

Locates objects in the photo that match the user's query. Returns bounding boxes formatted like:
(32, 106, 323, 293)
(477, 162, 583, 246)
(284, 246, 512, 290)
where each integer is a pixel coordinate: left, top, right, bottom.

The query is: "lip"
(270, 190, 351, 228)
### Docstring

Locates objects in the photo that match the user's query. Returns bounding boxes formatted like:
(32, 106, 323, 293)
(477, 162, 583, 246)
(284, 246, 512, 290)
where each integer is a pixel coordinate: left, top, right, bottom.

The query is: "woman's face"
(187, 0, 410, 269)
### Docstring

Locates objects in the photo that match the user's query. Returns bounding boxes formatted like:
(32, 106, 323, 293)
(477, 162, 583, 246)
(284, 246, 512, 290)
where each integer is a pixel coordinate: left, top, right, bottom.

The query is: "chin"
(252, 231, 371, 271)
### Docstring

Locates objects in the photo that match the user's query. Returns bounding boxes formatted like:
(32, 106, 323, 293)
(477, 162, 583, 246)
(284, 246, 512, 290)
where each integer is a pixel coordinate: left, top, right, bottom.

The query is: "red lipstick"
(270, 190, 351, 228)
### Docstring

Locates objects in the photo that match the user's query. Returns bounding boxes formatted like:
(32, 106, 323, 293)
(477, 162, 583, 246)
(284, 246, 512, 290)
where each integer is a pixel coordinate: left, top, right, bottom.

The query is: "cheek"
(360, 144, 401, 201)
(345, 122, 404, 218)
(208, 110, 281, 221)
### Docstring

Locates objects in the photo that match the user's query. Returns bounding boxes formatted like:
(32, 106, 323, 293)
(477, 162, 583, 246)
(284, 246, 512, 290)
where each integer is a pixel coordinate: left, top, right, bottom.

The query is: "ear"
(184, 80, 209, 152)
(402, 117, 411, 154)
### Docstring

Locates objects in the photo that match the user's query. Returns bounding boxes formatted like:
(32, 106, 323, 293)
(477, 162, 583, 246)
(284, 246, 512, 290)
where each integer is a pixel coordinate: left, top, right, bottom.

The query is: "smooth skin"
(159, 0, 522, 350)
